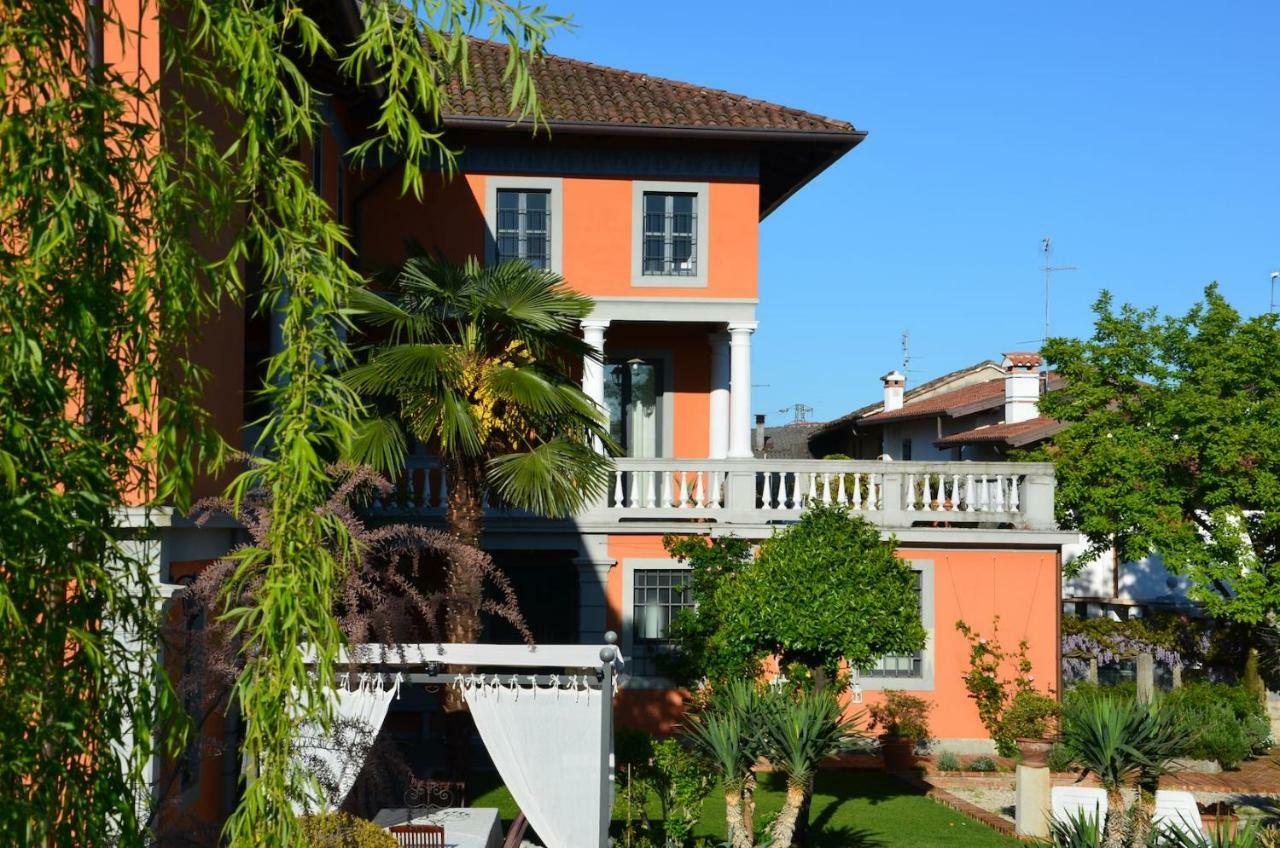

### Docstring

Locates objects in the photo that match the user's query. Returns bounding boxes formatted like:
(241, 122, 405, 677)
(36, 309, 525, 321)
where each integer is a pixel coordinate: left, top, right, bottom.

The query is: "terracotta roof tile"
(1003, 352, 1042, 368)
(442, 39, 860, 135)
(934, 416, 1065, 448)
(858, 373, 1063, 425)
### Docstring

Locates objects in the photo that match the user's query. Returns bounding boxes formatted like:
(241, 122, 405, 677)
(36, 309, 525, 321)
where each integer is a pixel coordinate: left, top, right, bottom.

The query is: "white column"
(708, 331, 730, 459)
(727, 321, 757, 459)
(581, 319, 609, 407)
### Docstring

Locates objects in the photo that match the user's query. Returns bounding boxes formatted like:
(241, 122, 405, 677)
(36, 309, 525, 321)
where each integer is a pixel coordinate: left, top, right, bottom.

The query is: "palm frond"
(486, 438, 613, 517)
(346, 416, 408, 476)
(480, 363, 573, 417)
(341, 344, 461, 394)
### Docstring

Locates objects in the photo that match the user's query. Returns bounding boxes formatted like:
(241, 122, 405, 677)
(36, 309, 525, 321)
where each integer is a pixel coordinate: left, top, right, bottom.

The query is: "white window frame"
(855, 559, 936, 692)
(631, 180, 710, 288)
(485, 175, 564, 273)
(621, 557, 694, 687)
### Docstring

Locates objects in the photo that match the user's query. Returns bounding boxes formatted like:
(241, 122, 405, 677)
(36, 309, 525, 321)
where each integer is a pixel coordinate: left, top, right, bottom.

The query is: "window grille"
(496, 189, 551, 269)
(864, 571, 924, 678)
(641, 192, 697, 276)
(631, 569, 695, 676)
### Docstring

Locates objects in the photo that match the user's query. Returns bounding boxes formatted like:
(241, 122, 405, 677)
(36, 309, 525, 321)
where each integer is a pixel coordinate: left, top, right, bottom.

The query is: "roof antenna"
(901, 330, 911, 375)
(1041, 236, 1077, 387)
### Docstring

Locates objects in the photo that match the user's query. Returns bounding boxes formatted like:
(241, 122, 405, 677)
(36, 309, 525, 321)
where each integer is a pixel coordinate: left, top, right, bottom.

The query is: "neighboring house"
(114, 9, 1074, 822)
(809, 353, 1193, 620)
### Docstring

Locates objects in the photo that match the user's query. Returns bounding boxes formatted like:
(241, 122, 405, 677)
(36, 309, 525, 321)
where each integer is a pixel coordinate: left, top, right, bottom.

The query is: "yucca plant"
(1131, 698, 1197, 845)
(763, 688, 864, 848)
(1048, 807, 1106, 848)
(684, 680, 772, 848)
(1061, 695, 1149, 848)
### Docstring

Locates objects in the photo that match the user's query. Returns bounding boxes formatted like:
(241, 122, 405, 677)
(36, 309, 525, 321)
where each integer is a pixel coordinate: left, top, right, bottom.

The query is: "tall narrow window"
(642, 192, 697, 276)
(495, 189, 550, 269)
(631, 569, 694, 676)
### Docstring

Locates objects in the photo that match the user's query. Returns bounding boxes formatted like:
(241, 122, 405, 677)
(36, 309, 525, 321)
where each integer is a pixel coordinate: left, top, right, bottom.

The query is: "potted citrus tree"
(1002, 690, 1060, 767)
(868, 690, 932, 770)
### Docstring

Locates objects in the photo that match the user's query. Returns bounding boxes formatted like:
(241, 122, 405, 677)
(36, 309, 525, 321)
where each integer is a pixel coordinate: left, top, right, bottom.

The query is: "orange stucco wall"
(603, 323, 712, 458)
(356, 171, 759, 300)
(607, 535, 1061, 741)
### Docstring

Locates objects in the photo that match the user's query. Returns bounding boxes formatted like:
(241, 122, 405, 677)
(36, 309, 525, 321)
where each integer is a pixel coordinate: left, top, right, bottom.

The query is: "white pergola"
(302, 638, 622, 848)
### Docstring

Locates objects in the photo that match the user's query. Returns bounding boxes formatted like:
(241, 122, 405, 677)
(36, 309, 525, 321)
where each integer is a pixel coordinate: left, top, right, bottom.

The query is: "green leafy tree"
(345, 255, 613, 556)
(664, 507, 925, 687)
(2, 1, 564, 844)
(1033, 286, 1280, 623)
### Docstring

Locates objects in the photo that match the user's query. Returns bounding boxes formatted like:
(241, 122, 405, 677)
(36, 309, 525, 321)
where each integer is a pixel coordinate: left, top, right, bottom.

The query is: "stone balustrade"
(367, 456, 1058, 534)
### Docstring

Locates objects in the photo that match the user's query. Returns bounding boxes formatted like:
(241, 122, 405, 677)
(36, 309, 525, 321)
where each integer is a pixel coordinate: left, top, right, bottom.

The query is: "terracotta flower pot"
(881, 735, 917, 771)
(1016, 737, 1052, 768)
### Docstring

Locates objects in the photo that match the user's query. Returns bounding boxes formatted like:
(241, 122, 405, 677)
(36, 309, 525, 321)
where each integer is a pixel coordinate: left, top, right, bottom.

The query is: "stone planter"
(881, 735, 917, 771)
(1016, 738, 1052, 768)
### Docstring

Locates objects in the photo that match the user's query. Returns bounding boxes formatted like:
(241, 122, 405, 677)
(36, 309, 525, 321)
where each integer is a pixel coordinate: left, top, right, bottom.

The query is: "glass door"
(603, 358, 662, 457)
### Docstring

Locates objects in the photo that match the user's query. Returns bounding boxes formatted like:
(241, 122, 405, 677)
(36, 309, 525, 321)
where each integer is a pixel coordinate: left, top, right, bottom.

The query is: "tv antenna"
(1041, 236, 1077, 345)
(901, 330, 911, 374)
(778, 403, 815, 423)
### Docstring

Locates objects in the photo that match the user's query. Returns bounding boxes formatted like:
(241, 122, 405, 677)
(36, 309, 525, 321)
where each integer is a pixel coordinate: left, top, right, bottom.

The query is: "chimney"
(1002, 352, 1042, 423)
(754, 414, 767, 454)
(881, 370, 906, 412)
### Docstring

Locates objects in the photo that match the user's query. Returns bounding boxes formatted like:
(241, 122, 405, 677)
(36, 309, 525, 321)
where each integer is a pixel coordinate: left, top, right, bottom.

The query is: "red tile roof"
(443, 39, 862, 136)
(934, 416, 1065, 448)
(859, 380, 1006, 424)
(858, 373, 1062, 425)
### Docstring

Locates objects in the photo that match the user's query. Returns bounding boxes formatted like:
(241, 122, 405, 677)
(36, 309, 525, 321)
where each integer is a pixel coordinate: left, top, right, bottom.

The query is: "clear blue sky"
(542, 2, 1280, 425)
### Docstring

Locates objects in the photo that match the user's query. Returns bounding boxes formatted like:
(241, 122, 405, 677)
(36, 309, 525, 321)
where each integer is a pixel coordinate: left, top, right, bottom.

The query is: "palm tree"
(764, 688, 863, 848)
(343, 255, 615, 641)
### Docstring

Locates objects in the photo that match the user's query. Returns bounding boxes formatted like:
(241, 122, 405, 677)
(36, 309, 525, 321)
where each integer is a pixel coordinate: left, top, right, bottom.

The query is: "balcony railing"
(366, 456, 1058, 533)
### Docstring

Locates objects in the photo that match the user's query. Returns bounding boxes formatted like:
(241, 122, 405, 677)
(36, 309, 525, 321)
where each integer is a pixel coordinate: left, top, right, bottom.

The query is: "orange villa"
(110, 3, 1075, 828)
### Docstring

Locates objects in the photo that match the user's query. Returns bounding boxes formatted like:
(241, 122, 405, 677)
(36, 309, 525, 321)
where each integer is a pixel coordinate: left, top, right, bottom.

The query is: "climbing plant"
(1, 1, 563, 845)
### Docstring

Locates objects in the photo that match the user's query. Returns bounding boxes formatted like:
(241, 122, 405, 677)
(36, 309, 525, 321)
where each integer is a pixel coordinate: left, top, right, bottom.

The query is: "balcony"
(366, 457, 1058, 536)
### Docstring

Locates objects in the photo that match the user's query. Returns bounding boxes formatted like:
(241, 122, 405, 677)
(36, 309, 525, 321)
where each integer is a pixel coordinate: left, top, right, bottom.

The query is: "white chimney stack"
(1002, 352, 1042, 423)
(881, 370, 906, 412)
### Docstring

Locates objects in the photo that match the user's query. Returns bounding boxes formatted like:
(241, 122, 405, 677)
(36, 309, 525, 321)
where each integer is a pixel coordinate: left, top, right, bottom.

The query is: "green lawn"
(471, 769, 1019, 847)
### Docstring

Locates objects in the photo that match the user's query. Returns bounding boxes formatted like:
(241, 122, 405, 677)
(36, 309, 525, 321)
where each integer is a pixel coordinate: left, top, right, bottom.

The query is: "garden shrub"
(967, 756, 998, 772)
(867, 690, 932, 742)
(1003, 690, 1060, 740)
(1166, 682, 1271, 768)
(1063, 681, 1271, 769)
(613, 730, 712, 847)
(935, 750, 961, 772)
(1047, 742, 1077, 773)
(298, 812, 396, 848)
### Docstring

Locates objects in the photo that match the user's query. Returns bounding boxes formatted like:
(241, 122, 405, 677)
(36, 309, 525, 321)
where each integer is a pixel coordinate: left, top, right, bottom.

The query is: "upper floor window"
(641, 192, 697, 276)
(496, 188, 551, 270)
(631, 181, 708, 287)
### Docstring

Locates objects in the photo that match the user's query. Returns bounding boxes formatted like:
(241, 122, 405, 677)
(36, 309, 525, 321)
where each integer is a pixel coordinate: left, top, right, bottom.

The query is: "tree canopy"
(1033, 285, 1280, 623)
(664, 505, 926, 684)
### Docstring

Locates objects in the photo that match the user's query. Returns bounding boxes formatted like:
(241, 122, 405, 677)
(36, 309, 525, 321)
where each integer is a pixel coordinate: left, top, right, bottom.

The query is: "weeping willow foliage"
(1, 0, 562, 845)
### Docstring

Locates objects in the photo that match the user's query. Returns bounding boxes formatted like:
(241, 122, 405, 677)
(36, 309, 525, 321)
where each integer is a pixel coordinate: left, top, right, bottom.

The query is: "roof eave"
(442, 113, 867, 144)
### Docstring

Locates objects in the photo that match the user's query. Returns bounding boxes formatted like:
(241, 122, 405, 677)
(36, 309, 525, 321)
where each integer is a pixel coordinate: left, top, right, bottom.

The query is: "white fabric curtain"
(461, 674, 612, 848)
(291, 673, 400, 813)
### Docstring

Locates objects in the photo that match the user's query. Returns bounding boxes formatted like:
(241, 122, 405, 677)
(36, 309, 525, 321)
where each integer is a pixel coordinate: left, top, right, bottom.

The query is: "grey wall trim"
(459, 147, 758, 180)
(483, 175, 564, 273)
(589, 296, 757, 324)
(855, 558, 936, 692)
(631, 180, 711, 288)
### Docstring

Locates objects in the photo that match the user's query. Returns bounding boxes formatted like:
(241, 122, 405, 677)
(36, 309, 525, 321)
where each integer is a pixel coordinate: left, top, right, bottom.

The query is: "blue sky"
(543, 2, 1280, 425)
